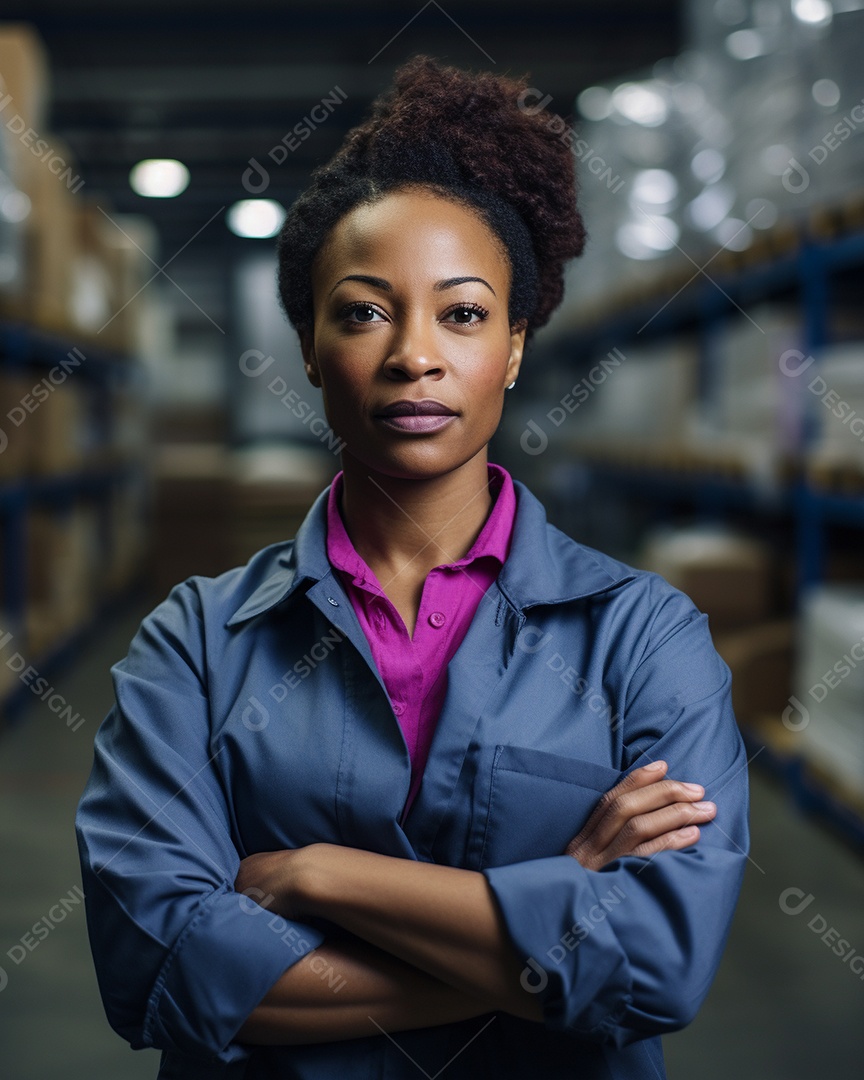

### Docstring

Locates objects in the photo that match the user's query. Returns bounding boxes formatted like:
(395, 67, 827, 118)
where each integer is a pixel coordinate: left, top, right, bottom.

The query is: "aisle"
(665, 763, 864, 1074)
(1, 600, 863, 1079)
(0, 596, 160, 1080)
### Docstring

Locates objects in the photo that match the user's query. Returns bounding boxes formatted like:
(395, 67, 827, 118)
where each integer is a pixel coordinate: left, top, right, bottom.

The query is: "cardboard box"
(105, 480, 151, 594)
(0, 370, 33, 477)
(25, 602, 61, 659)
(640, 527, 774, 632)
(150, 444, 234, 597)
(109, 383, 150, 462)
(26, 504, 99, 643)
(21, 134, 79, 334)
(712, 621, 795, 725)
(227, 445, 335, 565)
(26, 507, 63, 607)
(69, 196, 116, 336)
(27, 379, 88, 474)
(0, 23, 52, 192)
(98, 212, 160, 354)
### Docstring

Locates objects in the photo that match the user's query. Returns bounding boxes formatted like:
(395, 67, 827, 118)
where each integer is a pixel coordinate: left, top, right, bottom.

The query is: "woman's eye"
(344, 303, 383, 323)
(446, 305, 488, 325)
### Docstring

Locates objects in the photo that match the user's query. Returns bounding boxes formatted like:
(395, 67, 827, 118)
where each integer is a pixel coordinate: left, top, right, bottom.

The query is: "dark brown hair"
(276, 54, 586, 341)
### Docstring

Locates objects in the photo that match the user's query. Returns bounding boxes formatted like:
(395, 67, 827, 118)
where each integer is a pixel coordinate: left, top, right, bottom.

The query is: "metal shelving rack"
(518, 214, 864, 850)
(0, 319, 150, 725)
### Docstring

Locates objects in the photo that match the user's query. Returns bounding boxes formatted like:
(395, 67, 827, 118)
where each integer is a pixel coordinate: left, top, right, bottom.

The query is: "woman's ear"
(505, 320, 527, 389)
(300, 330, 321, 388)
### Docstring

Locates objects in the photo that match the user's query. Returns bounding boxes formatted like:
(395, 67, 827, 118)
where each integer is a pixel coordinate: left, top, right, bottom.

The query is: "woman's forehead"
(316, 189, 511, 283)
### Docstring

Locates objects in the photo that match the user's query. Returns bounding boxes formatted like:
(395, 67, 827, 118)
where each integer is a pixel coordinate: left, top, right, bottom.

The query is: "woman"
(76, 55, 749, 1079)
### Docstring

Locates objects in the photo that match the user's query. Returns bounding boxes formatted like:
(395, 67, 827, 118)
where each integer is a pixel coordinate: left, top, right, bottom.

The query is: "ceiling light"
(611, 82, 669, 127)
(792, 0, 833, 25)
(130, 159, 190, 198)
(616, 216, 679, 259)
(227, 199, 286, 239)
(630, 169, 679, 207)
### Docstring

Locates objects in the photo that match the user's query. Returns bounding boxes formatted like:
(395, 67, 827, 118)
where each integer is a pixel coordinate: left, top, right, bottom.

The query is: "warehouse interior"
(1, 1, 864, 1076)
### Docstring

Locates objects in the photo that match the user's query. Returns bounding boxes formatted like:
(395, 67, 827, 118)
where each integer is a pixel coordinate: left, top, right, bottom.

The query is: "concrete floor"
(1, 596, 863, 1080)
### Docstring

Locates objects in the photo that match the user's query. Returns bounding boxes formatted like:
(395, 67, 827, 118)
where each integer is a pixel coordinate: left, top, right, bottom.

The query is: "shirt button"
(429, 611, 446, 628)
(393, 701, 405, 715)
(327, 597, 339, 606)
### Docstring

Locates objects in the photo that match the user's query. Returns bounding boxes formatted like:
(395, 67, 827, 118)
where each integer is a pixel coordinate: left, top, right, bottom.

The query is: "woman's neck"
(337, 451, 495, 580)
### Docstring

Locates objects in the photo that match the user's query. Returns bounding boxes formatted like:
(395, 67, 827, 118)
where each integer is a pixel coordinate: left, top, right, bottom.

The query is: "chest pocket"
(478, 745, 622, 870)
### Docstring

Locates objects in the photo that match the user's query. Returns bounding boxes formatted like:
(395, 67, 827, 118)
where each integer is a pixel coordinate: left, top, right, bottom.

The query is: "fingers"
(626, 823, 705, 859)
(566, 803, 715, 869)
(600, 800, 717, 864)
(564, 761, 717, 869)
(572, 760, 669, 844)
(576, 761, 709, 850)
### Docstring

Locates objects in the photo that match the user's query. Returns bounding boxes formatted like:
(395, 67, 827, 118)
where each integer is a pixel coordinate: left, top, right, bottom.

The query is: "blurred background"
(1, 0, 863, 1076)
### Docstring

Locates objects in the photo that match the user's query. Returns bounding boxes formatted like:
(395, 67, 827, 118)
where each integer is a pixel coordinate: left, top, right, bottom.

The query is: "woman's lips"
(373, 399, 459, 432)
(375, 414, 457, 432)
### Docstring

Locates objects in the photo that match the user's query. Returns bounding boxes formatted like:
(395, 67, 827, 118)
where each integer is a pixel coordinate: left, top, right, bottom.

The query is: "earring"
(506, 381, 516, 390)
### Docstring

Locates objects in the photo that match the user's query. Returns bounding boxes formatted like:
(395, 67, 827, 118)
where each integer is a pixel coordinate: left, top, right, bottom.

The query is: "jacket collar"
(226, 478, 634, 627)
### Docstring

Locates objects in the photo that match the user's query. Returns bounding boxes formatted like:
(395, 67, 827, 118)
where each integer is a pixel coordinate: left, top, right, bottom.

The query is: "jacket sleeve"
(482, 582, 750, 1046)
(74, 581, 326, 1063)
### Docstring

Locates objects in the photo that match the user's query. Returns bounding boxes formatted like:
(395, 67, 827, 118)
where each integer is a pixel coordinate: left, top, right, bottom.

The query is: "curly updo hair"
(276, 54, 586, 340)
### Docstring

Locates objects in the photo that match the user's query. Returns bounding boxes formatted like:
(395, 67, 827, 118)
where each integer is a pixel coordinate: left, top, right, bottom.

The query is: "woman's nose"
(383, 318, 444, 380)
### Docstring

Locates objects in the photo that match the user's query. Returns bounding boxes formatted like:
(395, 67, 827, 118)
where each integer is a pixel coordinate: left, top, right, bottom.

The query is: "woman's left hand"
(564, 760, 716, 870)
(234, 848, 310, 920)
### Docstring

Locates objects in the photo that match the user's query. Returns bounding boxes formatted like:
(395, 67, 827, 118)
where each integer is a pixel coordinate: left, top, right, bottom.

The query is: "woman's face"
(301, 186, 526, 481)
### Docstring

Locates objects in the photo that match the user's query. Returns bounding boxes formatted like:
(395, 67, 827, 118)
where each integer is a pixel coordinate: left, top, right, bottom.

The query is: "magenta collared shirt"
(326, 462, 517, 818)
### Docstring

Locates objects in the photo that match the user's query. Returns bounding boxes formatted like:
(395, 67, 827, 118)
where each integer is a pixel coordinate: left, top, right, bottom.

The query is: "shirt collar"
(226, 467, 634, 627)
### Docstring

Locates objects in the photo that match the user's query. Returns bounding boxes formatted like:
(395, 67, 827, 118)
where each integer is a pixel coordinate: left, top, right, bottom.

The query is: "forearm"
(237, 934, 496, 1045)
(300, 846, 543, 1023)
(235, 760, 712, 1036)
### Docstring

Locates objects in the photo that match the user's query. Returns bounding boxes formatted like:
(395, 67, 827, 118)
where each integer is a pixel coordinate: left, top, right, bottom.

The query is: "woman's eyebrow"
(329, 274, 391, 296)
(328, 274, 496, 297)
(435, 276, 496, 296)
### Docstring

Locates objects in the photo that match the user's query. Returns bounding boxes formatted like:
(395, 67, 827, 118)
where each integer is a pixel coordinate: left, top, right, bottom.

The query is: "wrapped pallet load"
(794, 585, 864, 801)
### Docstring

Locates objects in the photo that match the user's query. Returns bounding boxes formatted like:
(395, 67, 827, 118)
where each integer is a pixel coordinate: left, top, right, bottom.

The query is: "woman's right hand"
(564, 760, 716, 871)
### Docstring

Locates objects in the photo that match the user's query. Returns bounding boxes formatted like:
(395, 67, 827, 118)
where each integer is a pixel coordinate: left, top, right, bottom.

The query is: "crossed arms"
(234, 760, 717, 1044)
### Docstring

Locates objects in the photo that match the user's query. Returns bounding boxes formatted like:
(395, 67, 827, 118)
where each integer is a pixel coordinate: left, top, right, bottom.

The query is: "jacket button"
(429, 611, 446, 628)
(327, 597, 339, 606)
